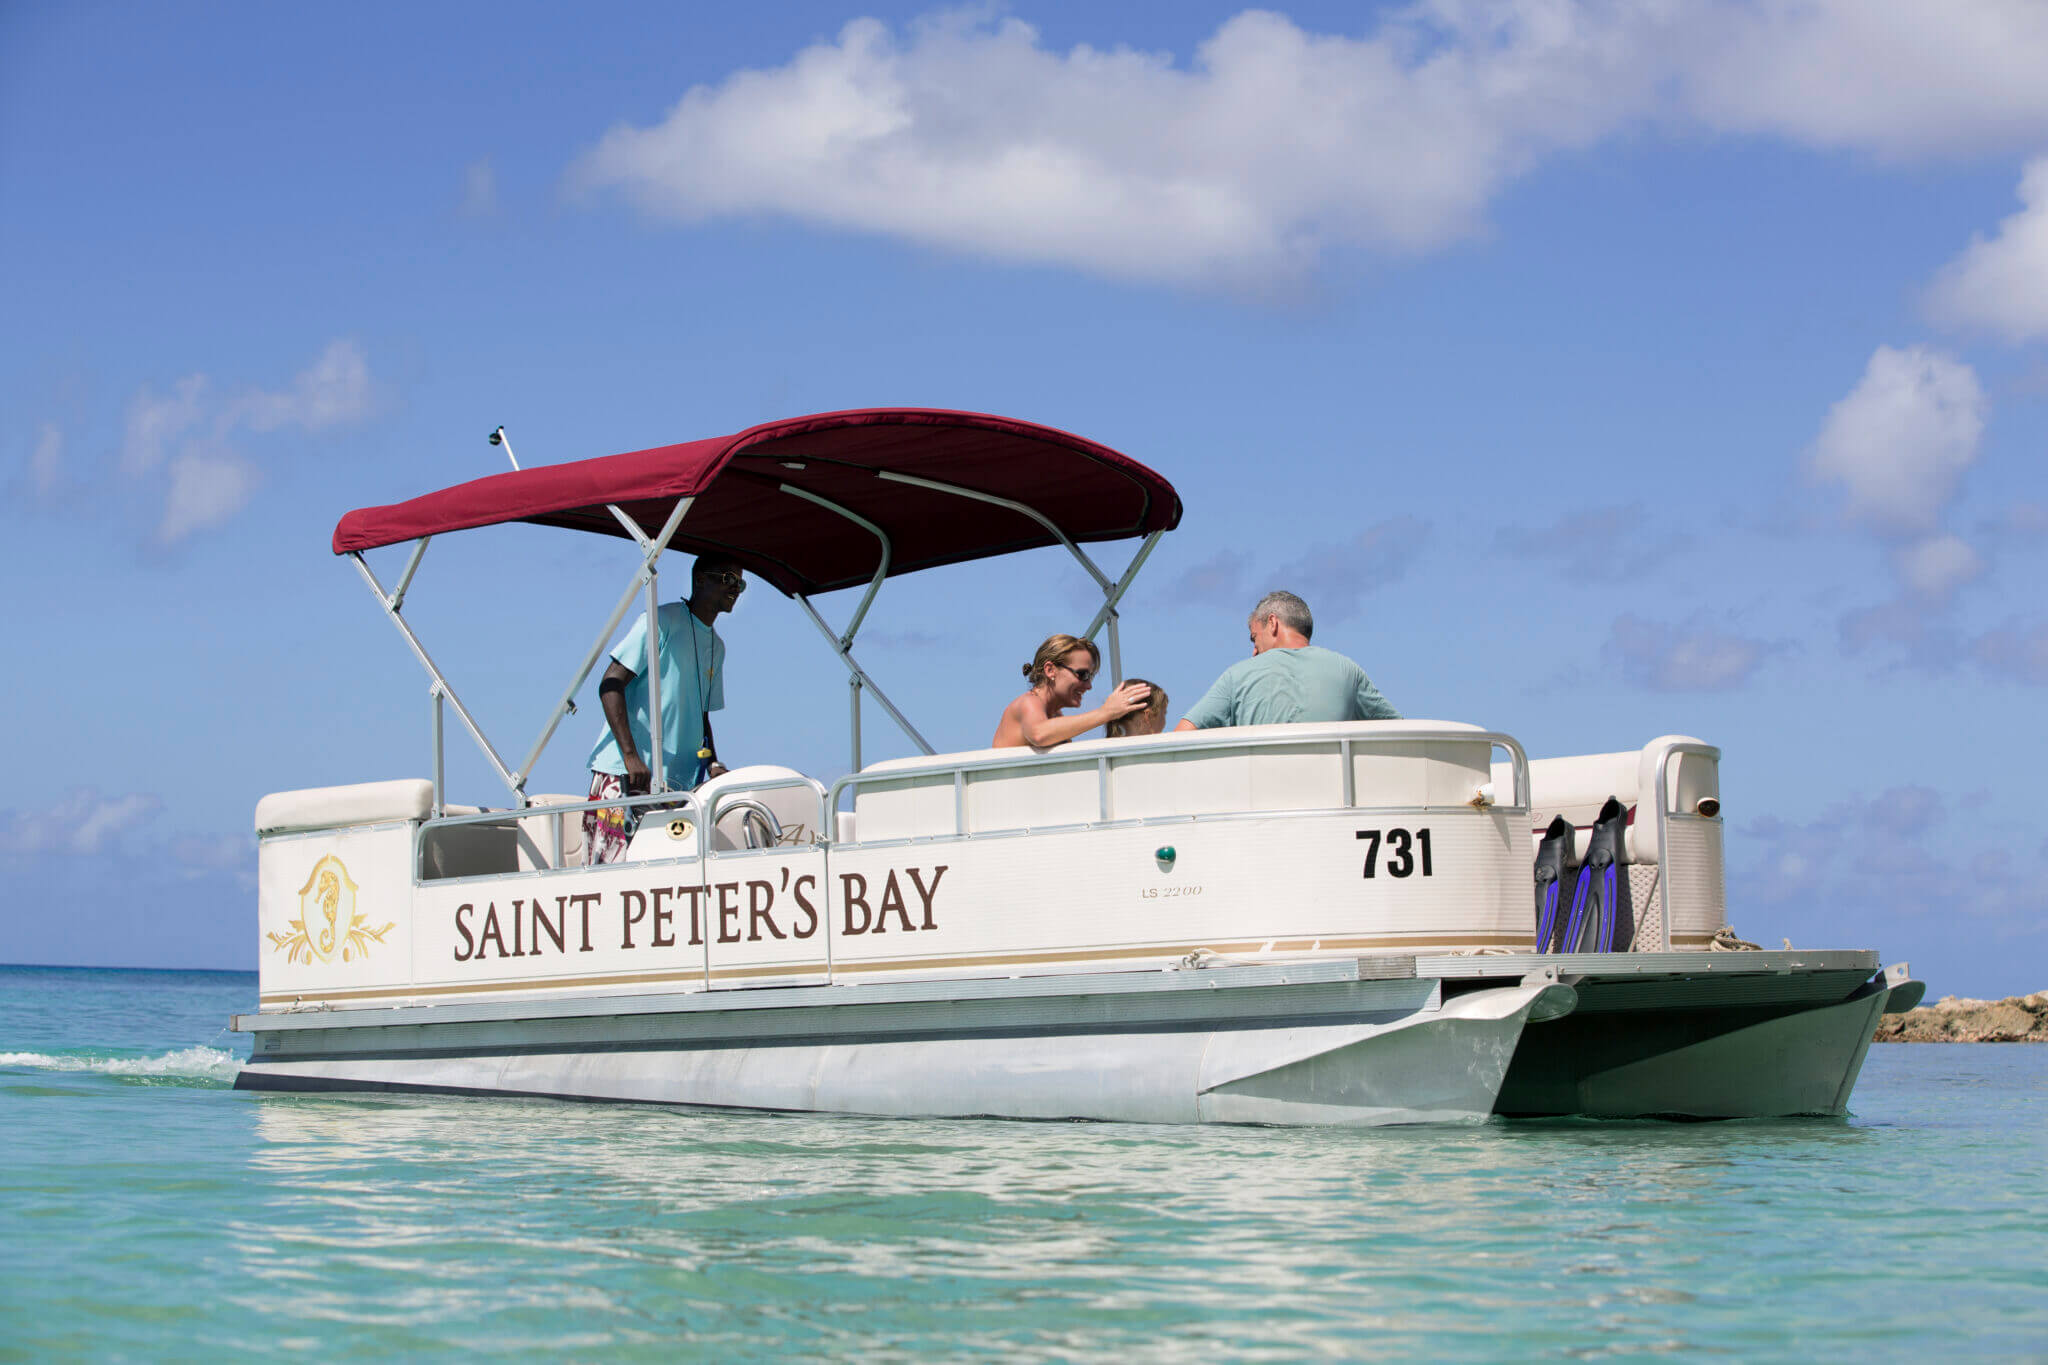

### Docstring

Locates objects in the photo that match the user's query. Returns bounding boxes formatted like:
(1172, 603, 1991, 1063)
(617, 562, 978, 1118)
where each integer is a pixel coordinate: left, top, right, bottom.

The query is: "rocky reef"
(1873, 992, 2048, 1042)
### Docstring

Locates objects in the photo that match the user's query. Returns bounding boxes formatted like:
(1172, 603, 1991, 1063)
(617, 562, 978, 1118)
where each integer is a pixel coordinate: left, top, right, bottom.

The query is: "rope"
(1708, 924, 1762, 952)
(683, 611, 714, 787)
(1173, 948, 1258, 970)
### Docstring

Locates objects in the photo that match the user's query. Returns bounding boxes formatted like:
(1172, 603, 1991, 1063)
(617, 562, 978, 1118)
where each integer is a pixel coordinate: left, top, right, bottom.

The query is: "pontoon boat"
(232, 409, 1923, 1124)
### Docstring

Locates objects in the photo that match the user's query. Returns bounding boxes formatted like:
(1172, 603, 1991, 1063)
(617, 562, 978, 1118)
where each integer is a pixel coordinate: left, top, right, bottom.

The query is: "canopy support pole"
(877, 473, 1163, 683)
(849, 675, 863, 776)
(430, 684, 445, 818)
(777, 482, 932, 768)
(390, 535, 431, 611)
(779, 485, 890, 646)
(796, 596, 931, 767)
(1081, 529, 1163, 684)
(644, 551, 664, 794)
(510, 496, 696, 793)
(605, 504, 652, 550)
(877, 471, 1116, 591)
(351, 550, 521, 803)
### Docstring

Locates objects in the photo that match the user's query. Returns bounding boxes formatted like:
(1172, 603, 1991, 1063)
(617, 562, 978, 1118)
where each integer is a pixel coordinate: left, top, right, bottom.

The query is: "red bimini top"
(333, 408, 1181, 597)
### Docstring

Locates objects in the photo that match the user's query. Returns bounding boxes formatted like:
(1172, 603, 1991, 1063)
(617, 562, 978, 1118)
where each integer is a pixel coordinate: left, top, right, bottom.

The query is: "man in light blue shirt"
(582, 555, 743, 864)
(1176, 590, 1399, 731)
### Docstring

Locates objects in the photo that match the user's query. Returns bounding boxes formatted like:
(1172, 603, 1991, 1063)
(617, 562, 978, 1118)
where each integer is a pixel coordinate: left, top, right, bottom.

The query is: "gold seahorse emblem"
(268, 855, 394, 964)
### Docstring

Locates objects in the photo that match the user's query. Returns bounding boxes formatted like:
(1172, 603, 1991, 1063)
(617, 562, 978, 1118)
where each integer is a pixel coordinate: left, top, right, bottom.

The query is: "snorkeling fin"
(1561, 797, 1634, 953)
(1533, 815, 1576, 953)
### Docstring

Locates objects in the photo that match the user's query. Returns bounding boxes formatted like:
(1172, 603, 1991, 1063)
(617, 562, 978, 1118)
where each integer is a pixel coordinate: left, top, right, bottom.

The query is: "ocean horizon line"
(1, 961, 256, 978)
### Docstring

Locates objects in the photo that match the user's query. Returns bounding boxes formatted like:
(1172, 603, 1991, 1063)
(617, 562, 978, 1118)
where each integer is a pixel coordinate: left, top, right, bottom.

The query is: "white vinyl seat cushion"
(852, 720, 1492, 840)
(1515, 735, 1717, 863)
(255, 779, 434, 834)
(517, 794, 589, 869)
(693, 766, 828, 848)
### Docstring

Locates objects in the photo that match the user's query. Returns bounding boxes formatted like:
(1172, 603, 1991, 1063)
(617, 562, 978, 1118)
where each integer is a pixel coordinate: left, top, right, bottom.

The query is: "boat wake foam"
(0, 1045, 242, 1085)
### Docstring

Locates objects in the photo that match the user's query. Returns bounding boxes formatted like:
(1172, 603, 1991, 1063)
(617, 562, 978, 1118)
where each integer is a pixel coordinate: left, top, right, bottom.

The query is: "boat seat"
(694, 766, 828, 849)
(1520, 751, 1639, 862)
(1504, 735, 1719, 864)
(850, 721, 1495, 841)
(515, 794, 589, 870)
(419, 799, 579, 880)
(255, 778, 434, 834)
(618, 766, 830, 860)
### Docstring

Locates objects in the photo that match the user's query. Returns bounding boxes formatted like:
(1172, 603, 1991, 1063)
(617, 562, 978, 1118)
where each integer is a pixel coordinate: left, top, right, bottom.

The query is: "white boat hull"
(237, 970, 1567, 1126)
(235, 952, 1911, 1125)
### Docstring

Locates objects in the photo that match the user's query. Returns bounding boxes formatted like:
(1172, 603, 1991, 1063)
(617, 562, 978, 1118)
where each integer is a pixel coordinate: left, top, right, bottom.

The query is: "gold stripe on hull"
(255, 932, 1536, 1007)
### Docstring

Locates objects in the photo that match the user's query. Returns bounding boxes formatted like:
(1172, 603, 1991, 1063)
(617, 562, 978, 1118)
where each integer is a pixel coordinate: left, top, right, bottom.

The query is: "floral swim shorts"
(581, 770, 637, 866)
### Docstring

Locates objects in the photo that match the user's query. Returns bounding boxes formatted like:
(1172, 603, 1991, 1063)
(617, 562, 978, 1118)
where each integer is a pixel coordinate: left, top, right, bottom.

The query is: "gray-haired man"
(1174, 590, 1400, 730)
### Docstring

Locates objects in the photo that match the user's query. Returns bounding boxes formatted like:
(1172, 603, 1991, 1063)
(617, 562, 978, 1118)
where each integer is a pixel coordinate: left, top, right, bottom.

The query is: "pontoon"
(232, 409, 1923, 1124)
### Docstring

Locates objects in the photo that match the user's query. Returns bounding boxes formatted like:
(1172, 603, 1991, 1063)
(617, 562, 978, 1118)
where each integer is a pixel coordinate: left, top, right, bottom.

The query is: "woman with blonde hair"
(992, 634, 1153, 749)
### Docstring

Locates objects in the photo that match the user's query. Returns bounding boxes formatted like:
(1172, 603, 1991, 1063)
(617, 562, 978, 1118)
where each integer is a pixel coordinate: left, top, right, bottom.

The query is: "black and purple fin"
(1562, 796, 1634, 953)
(1534, 815, 1576, 952)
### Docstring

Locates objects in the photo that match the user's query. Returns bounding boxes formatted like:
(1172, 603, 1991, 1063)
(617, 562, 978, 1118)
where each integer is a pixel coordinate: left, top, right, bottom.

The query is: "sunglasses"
(1055, 661, 1096, 684)
(703, 570, 746, 591)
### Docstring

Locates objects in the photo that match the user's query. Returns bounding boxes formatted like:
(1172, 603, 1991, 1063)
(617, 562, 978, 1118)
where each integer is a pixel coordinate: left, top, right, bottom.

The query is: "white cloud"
(29, 422, 62, 494)
(224, 339, 374, 434)
(1166, 549, 1250, 608)
(1, 794, 256, 892)
(171, 832, 252, 869)
(159, 451, 260, 545)
(1837, 595, 1957, 664)
(1739, 784, 2048, 924)
(110, 340, 374, 543)
(1974, 619, 2048, 684)
(171, 832, 257, 886)
(1926, 157, 2048, 342)
(569, 8, 1650, 285)
(1802, 346, 2039, 673)
(1605, 613, 1781, 691)
(1808, 345, 1984, 537)
(1981, 500, 2048, 539)
(1672, 0, 2048, 158)
(570, 3, 2048, 287)
(461, 157, 498, 216)
(1891, 533, 1984, 602)
(1272, 515, 1429, 621)
(1, 789, 164, 856)
(121, 374, 208, 476)
(1493, 502, 1687, 581)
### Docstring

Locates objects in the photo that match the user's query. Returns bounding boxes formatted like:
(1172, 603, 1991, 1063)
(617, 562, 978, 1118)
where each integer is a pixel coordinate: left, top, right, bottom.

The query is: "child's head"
(1106, 679, 1168, 737)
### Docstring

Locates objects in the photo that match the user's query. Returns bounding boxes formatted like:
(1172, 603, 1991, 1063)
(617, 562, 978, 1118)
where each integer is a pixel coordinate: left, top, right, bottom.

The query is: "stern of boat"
(1466, 951, 1921, 1119)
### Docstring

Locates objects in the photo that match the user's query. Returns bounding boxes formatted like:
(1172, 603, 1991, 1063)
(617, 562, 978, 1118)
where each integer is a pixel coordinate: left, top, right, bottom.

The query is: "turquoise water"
(3, 965, 2044, 1360)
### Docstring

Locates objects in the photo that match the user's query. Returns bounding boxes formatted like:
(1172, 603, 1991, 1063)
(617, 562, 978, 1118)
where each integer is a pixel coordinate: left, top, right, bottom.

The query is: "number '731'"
(1357, 827, 1434, 878)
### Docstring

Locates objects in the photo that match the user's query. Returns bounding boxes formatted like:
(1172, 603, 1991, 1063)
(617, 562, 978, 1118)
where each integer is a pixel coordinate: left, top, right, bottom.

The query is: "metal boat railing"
(407, 728, 1529, 880)
(1649, 740, 1723, 952)
(824, 727, 1531, 843)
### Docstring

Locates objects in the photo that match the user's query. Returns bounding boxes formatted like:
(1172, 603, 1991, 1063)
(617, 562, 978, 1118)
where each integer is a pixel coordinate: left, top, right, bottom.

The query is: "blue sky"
(4, 1, 2045, 995)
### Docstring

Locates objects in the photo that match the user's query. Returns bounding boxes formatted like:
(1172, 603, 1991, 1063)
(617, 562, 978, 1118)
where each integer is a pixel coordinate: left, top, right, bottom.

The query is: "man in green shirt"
(1175, 590, 1399, 731)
